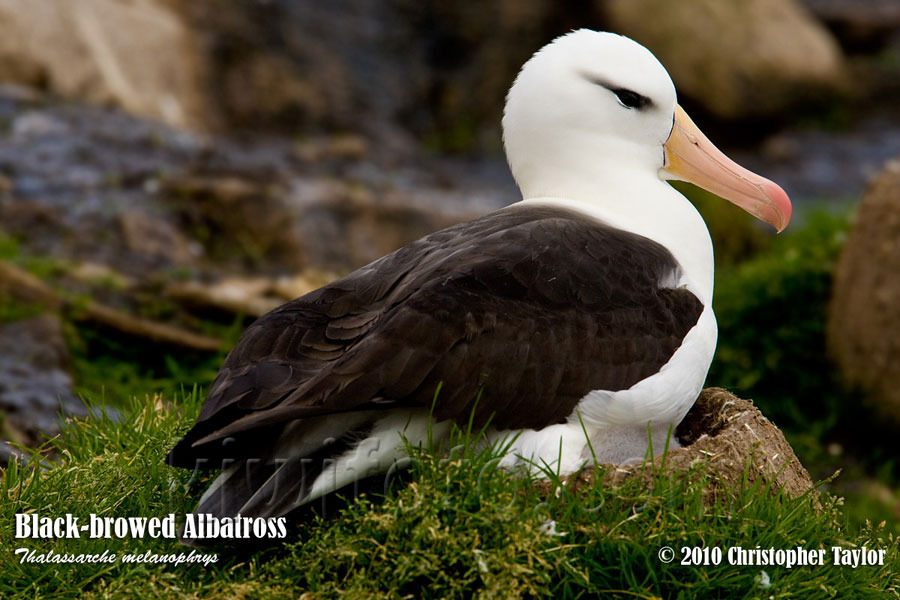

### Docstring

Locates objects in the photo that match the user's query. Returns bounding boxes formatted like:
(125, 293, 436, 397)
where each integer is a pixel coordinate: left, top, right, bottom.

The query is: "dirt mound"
(828, 158, 900, 425)
(554, 388, 816, 502)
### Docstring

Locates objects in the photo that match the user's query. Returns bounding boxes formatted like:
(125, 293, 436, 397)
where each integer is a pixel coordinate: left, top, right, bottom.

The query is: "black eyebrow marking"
(580, 72, 653, 111)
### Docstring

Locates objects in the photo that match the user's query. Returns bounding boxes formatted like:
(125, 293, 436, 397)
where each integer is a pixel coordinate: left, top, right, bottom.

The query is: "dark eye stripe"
(611, 88, 651, 110)
(580, 72, 654, 111)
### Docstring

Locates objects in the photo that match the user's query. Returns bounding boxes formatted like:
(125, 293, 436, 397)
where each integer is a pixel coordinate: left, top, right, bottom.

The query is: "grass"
(67, 324, 225, 410)
(4, 210, 900, 597)
(2, 390, 899, 599)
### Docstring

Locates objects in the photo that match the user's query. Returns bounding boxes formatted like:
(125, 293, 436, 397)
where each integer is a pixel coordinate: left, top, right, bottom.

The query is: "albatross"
(168, 30, 791, 525)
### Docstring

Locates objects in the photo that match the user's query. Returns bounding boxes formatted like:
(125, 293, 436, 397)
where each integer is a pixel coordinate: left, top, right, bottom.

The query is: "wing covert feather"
(168, 205, 703, 468)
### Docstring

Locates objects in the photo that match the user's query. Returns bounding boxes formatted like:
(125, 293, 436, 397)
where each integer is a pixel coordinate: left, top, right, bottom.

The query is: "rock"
(0, 315, 87, 462)
(0, 82, 42, 104)
(171, 0, 595, 149)
(803, 0, 900, 53)
(0, 314, 70, 371)
(161, 175, 307, 272)
(0, 442, 26, 466)
(293, 135, 371, 164)
(174, 0, 360, 135)
(11, 111, 71, 139)
(828, 158, 900, 425)
(389, 0, 578, 152)
(118, 209, 199, 269)
(0, 88, 302, 279)
(0, 0, 209, 130)
(603, 0, 848, 120)
(0, 0, 581, 148)
(290, 176, 489, 271)
(0, 82, 516, 287)
(550, 388, 816, 502)
(0, 0, 575, 146)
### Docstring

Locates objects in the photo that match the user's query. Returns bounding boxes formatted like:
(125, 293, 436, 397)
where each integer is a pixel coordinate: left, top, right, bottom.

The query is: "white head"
(504, 30, 675, 189)
(502, 29, 790, 232)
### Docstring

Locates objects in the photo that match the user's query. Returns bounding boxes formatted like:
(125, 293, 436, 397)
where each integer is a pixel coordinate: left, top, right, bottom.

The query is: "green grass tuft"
(2, 392, 898, 599)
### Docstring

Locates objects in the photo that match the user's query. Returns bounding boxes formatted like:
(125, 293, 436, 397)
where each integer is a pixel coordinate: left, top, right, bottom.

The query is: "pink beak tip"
(765, 181, 792, 233)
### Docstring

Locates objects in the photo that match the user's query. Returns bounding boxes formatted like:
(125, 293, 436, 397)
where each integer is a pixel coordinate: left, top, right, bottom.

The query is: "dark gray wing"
(168, 205, 703, 469)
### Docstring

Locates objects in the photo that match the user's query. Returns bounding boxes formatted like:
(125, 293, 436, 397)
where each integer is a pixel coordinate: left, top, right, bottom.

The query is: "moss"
(0, 232, 19, 261)
(0, 296, 46, 325)
(67, 321, 225, 409)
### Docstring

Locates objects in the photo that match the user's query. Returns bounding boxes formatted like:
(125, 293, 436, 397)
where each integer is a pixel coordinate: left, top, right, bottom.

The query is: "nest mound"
(553, 388, 816, 502)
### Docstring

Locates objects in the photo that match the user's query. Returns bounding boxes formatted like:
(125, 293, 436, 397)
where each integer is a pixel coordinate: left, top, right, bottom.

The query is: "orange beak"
(662, 105, 791, 232)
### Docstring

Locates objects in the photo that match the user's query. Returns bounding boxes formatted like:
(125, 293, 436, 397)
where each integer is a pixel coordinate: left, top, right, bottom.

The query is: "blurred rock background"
(1, 0, 900, 531)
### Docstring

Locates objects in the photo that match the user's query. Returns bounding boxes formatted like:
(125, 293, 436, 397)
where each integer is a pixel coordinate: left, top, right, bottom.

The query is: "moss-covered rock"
(828, 158, 900, 426)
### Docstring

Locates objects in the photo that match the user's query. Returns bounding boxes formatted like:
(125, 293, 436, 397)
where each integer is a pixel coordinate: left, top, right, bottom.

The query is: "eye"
(611, 88, 651, 110)
(580, 72, 654, 111)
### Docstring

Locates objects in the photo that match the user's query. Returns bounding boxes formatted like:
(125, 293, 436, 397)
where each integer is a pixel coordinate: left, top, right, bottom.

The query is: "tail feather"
(236, 439, 353, 519)
(177, 410, 441, 546)
(179, 419, 374, 545)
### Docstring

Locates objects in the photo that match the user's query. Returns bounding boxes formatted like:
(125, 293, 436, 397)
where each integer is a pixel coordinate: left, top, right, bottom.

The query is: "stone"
(290, 176, 488, 272)
(0, 0, 209, 130)
(0, 315, 87, 462)
(161, 175, 307, 272)
(0, 314, 70, 370)
(118, 210, 199, 269)
(171, 0, 587, 148)
(828, 158, 900, 425)
(804, 0, 900, 52)
(603, 0, 849, 119)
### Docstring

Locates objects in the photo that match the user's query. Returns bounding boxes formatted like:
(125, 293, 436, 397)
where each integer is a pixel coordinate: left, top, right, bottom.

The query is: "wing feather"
(168, 205, 703, 469)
